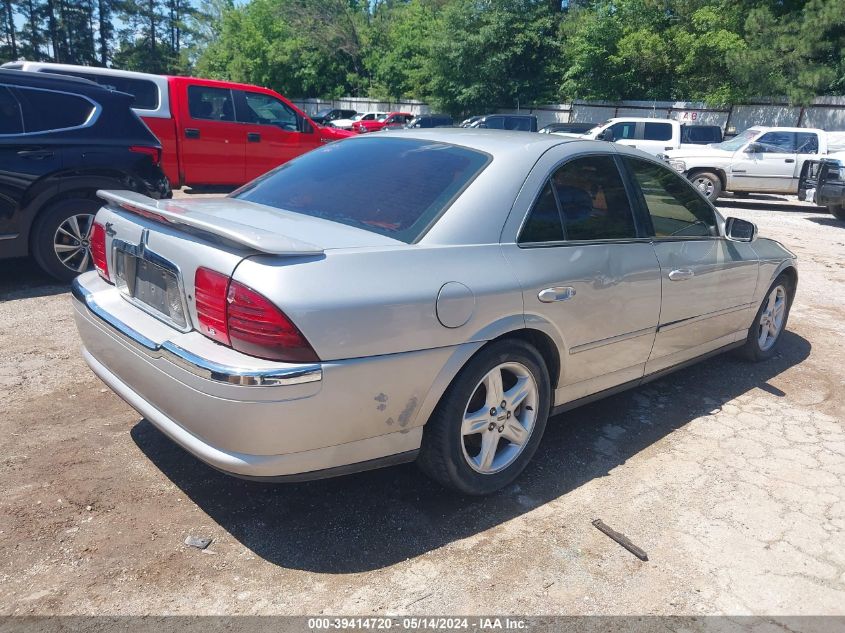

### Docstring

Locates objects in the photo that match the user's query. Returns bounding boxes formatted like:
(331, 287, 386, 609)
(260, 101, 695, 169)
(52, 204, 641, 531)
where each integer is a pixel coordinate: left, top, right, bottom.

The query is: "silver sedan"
(72, 129, 797, 494)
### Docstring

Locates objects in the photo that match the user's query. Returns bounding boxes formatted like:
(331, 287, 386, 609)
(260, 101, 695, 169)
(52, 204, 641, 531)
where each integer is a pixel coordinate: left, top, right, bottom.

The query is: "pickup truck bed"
(799, 156, 845, 220)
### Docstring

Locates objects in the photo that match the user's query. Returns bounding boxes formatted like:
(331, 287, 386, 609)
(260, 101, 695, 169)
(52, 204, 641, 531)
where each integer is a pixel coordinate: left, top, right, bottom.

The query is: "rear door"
(502, 151, 662, 404)
(730, 131, 797, 192)
(179, 83, 245, 186)
(621, 156, 759, 373)
(235, 89, 321, 182)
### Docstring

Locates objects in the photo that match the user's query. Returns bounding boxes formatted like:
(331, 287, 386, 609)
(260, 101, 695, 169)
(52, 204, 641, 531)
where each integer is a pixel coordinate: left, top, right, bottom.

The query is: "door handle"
(668, 268, 695, 281)
(184, 128, 200, 139)
(247, 132, 261, 143)
(785, 158, 795, 163)
(538, 287, 576, 303)
(17, 149, 53, 160)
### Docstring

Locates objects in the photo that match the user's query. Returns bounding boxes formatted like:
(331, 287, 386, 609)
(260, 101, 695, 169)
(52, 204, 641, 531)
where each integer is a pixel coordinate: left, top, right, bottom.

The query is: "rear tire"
(830, 204, 845, 221)
(31, 197, 100, 282)
(417, 339, 551, 495)
(739, 273, 794, 362)
(689, 170, 722, 202)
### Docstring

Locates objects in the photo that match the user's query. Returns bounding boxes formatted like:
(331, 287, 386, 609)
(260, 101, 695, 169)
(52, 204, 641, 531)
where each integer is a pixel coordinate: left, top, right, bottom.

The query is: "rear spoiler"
(97, 190, 323, 255)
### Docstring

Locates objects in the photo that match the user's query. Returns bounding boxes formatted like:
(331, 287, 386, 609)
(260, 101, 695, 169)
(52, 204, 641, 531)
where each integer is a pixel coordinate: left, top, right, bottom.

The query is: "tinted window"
(755, 131, 794, 153)
(504, 117, 532, 132)
(0, 86, 23, 134)
(520, 182, 563, 243)
(681, 126, 722, 144)
(233, 137, 490, 243)
(13, 87, 95, 132)
(188, 85, 235, 121)
(551, 155, 637, 241)
(482, 116, 505, 129)
(44, 69, 159, 109)
(240, 91, 298, 130)
(609, 121, 636, 140)
(796, 132, 819, 154)
(624, 157, 718, 237)
(643, 122, 672, 141)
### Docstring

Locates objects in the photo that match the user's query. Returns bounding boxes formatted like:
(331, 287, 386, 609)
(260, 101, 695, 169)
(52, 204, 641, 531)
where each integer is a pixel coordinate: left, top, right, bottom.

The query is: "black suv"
(406, 114, 454, 128)
(0, 69, 169, 281)
(470, 114, 539, 132)
(311, 108, 357, 125)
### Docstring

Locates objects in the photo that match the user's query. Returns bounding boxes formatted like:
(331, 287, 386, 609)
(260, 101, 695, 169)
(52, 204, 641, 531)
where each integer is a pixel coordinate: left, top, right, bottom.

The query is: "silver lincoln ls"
(72, 129, 797, 494)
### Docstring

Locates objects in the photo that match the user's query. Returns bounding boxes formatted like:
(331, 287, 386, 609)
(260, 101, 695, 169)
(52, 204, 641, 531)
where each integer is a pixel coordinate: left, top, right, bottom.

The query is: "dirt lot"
(1, 193, 843, 616)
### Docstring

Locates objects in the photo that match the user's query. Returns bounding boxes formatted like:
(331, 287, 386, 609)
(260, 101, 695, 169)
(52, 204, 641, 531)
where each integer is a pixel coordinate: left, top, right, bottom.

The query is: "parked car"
(311, 108, 357, 126)
(352, 111, 414, 133)
(663, 126, 845, 202)
(329, 111, 387, 130)
(72, 130, 796, 494)
(0, 69, 169, 281)
(799, 153, 845, 220)
(405, 114, 454, 128)
(580, 118, 723, 155)
(539, 122, 595, 135)
(3, 61, 353, 188)
(470, 114, 538, 132)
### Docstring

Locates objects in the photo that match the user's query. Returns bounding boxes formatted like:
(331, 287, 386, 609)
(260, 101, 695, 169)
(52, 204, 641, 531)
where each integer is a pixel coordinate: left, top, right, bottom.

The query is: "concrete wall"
(296, 96, 845, 132)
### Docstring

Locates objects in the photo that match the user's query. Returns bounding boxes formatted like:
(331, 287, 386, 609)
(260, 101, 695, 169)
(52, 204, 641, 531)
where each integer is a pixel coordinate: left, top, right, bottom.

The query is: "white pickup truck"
(561, 117, 723, 155)
(662, 126, 845, 202)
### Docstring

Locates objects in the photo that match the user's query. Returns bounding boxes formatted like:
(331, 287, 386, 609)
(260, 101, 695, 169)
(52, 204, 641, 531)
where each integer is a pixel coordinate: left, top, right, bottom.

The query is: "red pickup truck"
(3, 62, 353, 188)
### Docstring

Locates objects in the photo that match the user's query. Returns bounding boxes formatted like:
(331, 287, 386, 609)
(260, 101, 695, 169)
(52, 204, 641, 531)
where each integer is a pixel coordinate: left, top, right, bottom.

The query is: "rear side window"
(188, 86, 235, 121)
(233, 137, 490, 243)
(643, 122, 672, 141)
(520, 155, 637, 243)
(43, 70, 159, 110)
(13, 87, 95, 133)
(624, 157, 718, 238)
(682, 126, 722, 144)
(0, 86, 23, 134)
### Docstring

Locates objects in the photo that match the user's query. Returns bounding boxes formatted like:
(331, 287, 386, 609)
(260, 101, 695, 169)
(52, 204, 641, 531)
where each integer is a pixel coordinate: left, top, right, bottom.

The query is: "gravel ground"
(1, 193, 843, 616)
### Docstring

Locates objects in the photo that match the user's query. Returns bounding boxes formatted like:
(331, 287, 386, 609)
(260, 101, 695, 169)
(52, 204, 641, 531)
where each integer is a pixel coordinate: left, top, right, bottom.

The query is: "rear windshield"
(232, 137, 490, 243)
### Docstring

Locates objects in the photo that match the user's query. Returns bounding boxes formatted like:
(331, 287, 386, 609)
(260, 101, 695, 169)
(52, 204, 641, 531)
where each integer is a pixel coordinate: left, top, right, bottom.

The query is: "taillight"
(193, 267, 318, 363)
(194, 267, 230, 345)
(130, 145, 162, 166)
(90, 222, 110, 282)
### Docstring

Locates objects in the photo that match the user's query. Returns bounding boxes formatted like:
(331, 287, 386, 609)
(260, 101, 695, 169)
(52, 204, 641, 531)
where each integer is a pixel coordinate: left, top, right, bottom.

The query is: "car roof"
(351, 127, 576, 160)
(0, 68, 129, 100)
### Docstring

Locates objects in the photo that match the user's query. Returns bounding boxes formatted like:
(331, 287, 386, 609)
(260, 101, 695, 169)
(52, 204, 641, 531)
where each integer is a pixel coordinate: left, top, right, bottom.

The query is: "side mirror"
(745, 142, 763, 153)
(725, 217, 757, 242)
(299, 116, 314, 134)
(597, 128, 614, 142)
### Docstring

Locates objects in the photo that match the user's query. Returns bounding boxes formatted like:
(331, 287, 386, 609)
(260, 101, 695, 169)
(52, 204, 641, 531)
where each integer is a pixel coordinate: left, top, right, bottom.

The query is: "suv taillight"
(194, 267, 319, 363)
(130, 145, 162, 166)
(90, 222, 110, 282)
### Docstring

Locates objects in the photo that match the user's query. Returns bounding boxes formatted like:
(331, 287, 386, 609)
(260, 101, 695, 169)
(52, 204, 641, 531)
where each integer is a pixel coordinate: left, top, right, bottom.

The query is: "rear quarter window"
(42, 70, 160, 110)
(0, 86, 23, 134)
(12, 87, 96, 133)
(233, 137, 491, 243)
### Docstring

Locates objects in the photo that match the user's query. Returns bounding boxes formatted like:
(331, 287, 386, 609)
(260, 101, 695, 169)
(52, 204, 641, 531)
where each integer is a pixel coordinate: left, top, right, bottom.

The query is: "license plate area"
(113, 235, 189, 331)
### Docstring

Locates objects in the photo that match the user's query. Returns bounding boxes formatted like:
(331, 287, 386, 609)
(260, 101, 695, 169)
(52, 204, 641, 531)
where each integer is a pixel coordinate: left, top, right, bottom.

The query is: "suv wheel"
(418, 339, 551, 495)
(31, 197, 100, 282)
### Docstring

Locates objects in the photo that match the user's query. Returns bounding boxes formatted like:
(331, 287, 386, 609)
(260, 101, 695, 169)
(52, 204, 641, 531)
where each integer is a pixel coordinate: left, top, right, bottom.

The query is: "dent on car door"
(501, 152, 662, 405)
(622, 156, 759, 373)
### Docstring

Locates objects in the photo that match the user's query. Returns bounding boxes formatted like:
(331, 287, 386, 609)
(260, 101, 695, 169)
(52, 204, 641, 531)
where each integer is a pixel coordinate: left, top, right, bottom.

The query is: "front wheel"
(689, 171, 722, 202)
(740, 274, 794, 362)
(417, 339, 551, 495)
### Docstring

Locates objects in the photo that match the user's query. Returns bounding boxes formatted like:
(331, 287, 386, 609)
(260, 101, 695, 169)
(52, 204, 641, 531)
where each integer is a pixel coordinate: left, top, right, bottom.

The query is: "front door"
(236, 90, 320, 182)
(181, 85, 245, 186)
(502, 152, 662, 405)
(729, 131, 797, 192)
(622, 156, 760, 373)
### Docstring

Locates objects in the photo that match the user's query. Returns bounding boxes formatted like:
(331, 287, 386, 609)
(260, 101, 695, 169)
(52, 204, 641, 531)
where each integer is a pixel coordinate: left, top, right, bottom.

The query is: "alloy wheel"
(461, 362, 538, 474)
(53, 213, 95, 274)
(758, 285, 787, 351)
(693, 176, 715, 198)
